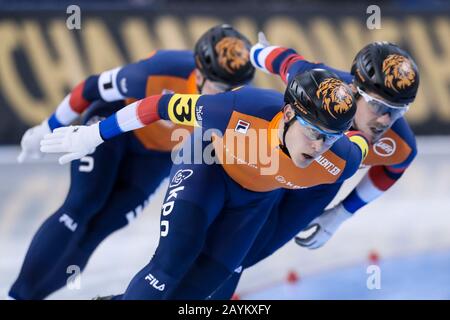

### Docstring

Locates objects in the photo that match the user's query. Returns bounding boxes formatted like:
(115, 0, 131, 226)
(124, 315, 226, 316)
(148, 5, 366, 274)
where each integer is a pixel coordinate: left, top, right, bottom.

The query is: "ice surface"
(1, 137, 449, 299)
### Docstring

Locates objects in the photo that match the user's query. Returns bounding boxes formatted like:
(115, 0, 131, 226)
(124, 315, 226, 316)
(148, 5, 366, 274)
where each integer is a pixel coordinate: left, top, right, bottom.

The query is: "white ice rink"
(1, 137, 449, 299)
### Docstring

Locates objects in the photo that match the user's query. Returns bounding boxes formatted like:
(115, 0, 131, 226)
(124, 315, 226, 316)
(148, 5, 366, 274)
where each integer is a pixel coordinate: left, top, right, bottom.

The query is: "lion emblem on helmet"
(316, 78, 353, 119)
(383, 54, 416, 92)
(215, 37, 250, 74)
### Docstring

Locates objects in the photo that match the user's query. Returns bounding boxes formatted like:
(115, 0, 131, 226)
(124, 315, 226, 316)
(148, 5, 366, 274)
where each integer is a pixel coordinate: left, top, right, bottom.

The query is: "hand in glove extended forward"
(40, 123, 104, 165)
(17, 121, 51, 163)
(295, 203, 352, 249)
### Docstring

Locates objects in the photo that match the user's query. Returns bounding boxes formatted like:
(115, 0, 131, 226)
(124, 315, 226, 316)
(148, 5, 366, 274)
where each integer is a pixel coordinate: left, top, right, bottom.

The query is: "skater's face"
(352, 84, 409, 143)
(281, 104, 338, 168)
(195, 69, 232, 95)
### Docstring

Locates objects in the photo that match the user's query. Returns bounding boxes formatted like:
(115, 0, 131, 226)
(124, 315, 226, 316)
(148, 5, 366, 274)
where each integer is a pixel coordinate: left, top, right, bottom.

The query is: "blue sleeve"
(286, 61, 354, 85)
(158, 91, 236, 133)
(116, 50, 195, 99)
(389, 117, 418, 169)
(339, 149, 362, 181)
(231, 86, 284, 122)
(115, 60, 150, 99)
(333, 136, 366, 182)
(83, 75, 102, 100)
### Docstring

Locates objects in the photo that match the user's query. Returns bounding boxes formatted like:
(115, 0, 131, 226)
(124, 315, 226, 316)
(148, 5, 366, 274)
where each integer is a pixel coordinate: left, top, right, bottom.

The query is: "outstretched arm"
(341, 159, 414, 214)
(18, 52, 164, 163)
(297, 137, 417, 250)
(250, 32, 353, 84)
(40, 92, 232, 164)
(17, 74, 101, 163)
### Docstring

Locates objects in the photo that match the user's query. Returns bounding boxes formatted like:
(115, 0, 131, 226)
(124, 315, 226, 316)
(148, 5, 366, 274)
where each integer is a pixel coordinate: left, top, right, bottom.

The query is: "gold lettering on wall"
(310, 18, 351, 69)
(22, 21, 85, 109)
(122, 19, 156, 61)
(83, 19, 125, 73)
(155, 16, 189, 50)
(0, 22, 48, 123)
(187, 16, 223, 44)
(407, 17, 450, 121)
(0, 14, 448, 130)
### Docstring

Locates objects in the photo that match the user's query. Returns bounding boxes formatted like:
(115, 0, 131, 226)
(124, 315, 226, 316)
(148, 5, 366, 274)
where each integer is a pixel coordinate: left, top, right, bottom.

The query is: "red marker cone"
(287, 270, 300, 283)
(369, 250, 380, 264)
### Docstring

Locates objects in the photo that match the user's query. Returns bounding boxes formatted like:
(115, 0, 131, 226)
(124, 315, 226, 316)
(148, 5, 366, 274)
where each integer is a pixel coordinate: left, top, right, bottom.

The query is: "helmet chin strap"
(350, 119, 357, 131)
(351, 93, 362, 131)
(197, 77, 207, 94)
(279, 115, 296, 158)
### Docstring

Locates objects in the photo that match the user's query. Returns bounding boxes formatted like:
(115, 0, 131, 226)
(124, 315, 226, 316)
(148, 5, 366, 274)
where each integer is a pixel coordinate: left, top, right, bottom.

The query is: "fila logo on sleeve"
(235, 119, 250, 134)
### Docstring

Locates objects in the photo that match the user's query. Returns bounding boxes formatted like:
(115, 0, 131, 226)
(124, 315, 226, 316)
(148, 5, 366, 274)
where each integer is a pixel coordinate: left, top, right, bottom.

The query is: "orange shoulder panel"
(134, 71, 197, 151)
(213, 111, 347, 192)
(363, 128, 412, 167)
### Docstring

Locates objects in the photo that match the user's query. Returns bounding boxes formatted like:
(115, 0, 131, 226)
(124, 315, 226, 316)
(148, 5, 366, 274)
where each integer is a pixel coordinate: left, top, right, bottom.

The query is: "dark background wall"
(0, 0, 449, 143)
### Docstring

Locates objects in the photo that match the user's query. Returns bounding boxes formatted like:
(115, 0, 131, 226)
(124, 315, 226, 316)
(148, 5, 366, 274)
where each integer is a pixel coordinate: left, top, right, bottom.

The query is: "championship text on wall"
(0, 8, 449, 143)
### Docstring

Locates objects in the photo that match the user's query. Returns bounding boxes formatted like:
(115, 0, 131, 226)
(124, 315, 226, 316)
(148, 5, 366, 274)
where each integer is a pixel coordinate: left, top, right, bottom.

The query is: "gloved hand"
(256, 31, 270, 47)
(250, 32, 272, 72)
(17, 120, 51, 163)
(40, 123, 104, 165)
(295, 203, 352, 249)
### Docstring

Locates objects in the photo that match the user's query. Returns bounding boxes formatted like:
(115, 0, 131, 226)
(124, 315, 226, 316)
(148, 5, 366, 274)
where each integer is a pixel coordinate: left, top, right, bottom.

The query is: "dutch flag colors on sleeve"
(47, 75, 102, 130)
(47, 66, 128, 131)
(250, 44, 303, 83)
(99, 94, 165, 140)
(342, 165, 407, 214)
